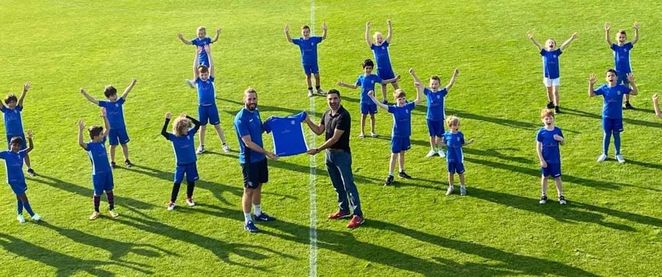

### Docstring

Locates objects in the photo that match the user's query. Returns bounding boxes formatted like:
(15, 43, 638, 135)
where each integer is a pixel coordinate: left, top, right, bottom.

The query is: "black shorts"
(241, 159, 268, 189)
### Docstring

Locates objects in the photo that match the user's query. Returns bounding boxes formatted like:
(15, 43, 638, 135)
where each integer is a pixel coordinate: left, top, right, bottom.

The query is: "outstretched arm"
(321, 21, 327, 40)
(653, 94, 662, 118)
(446, 68, 459, 91)
(559, 32, 577, 51)
(588, 74, 597, 97)
(527, 32, 543, 50)
(284, 24, 293, 43)
(627, 73, 638, 95)
(177, 33, 192, 45)
(25, 130, 34, 153)
(17, 82, 30, 107)
(368, 90, 388, 110)
(79, 88, 100, 105)
(604, 23, 613, 47)
(120, 79, 137, 100)
(78, 120, 87, 150)
(632, 22, 640, 44)
(385, 19, 393, 43)
(161, 112, 171, 139)
(211, 28, 221, 43)
(365, 22, 373, 47)
(337, 81, 358, 89)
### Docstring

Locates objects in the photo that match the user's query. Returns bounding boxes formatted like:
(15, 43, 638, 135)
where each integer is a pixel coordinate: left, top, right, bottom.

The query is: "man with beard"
(304, 89, 365, 229)
(233, 88, 277, 233)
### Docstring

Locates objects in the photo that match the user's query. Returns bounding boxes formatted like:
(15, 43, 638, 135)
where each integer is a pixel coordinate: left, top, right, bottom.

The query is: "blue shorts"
(241, 158, 268, 189)
(108, 127, 130, 146)
(92, 172, 114, 196)
(391, 136, 411, 153)
(616, 70, 630, 85)
(427, 119, 445, 137)
(198, 104, 220, 125)
(6, 134, 27, 150)
(8, 182, 27, 195)
(602, 118, 624, 133)
(377, 66, 396, 80)
(302, 63, 319, 75)
(174, 162, 199, 184)
(447, 161, 465, 174)
(360, 102, 377, 115)
(541, 163, 562, 178)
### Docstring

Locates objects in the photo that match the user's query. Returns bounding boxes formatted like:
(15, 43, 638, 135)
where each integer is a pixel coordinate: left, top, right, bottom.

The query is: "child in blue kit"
(442, 116, 474, 196)
(80, 79, 137, 168)
(78, 109, 118, 220)
(1, 82, 36, 177)
(604, 22, 640, 109)
(161, 112, 201, 210)
(337, 59, 399, 138)
(0, 130, 41, 223)
(188, 47, 229, 154)
(285, 22, 328, 97)
(366, 19, 400, 104)
(536, 109, 566, 205)
(410, 67, 459, 158)
(368, 87, 422, 186)
(178, 26, 221, 67)
(527, 31, 577, 114)
(588, 69, 638, 163)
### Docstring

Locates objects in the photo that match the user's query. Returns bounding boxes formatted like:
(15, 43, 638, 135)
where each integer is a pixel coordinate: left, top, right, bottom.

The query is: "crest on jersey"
(290, 120, 295, 125)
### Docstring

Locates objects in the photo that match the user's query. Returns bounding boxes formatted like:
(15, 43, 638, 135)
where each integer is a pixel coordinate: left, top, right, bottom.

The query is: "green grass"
(1, 0, 661, 276)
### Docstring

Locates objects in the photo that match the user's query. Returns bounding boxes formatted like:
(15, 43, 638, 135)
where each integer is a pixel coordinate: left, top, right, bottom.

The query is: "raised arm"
(632, 22, 640, 44)
(79, 88, 99, 105)
(368, 90, 388, 110)
(364, 22, 373, 47)
(446, 68, 459, 91)
(284, 24, 293, 43)
(336, 81, 358, 89)
(604, 23, 613, 47)
(413, 82, 423, 105)
(321, 21, 327, 40)
(559, 32, 577, 51)
(588, 74, 597, 97)
(186, 115, 201, 133)
(211, 28, 221, 43)
(17, 82, 30, 107)
(78, 120, 87, 150)
(385, 19, 393, 43)
(120, 79, 137, 100)
(653, 94, 662, 118)
(627, 73, 638, 95)
(177, 33, 192, 45)
(161, 112, 172, 139)
(527, 32, 543, 50)
(207, 45, 215, 77)
(25, 130, 34, 154)
(101, 108, 110, 138)
(409, 68, 423, 85)
(304, 115, 324, 135)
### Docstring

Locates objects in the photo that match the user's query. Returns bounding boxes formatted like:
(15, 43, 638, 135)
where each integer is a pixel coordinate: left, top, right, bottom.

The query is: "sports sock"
(186, 181, 195, 198)
(93, 196, 101, 212)
(16, 200, 23, 214)
(613, 131, 622, 155)
(106, 192, 115, 210)
(244, 212, 252, 223)
(253, 204, 262, 216)
(602, 132, 611, 156)
(22, 201, 35, 217)
(171, 183, 182, 202)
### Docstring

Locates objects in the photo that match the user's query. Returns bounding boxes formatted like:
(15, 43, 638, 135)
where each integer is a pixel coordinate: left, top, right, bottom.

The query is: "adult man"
(233, 88, 277, 233)
(304, 89, 364, 229)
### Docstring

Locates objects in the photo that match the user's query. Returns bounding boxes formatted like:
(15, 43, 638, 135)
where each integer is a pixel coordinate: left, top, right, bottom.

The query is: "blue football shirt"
(594, 84, 631, 119)
(98, 98, 126, 129)
(292, 36, 322, 65)
(611, 42, 633, 73)
(0, 149, 27, 184)
(191, 37, 212, 65)
(387, 102, 415, 137)
(424, 88, 448, 121)
(355, 74, 383, 104)
(1, 106, 24, 136)
(195, 76, 216, 106)
(443, 131, 465, 163)
(536, 127, 563, 164)
(234, 107, 266, 164)
(540, 49, 563, 79)
(371, 41, 392, 70)
(86, 138, 111, 175)
(167, 129, 197, 165)
(263, 112, 307, 157)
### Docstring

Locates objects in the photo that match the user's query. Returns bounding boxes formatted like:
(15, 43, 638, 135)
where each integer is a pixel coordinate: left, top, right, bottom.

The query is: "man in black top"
(305, 89, 364, 229)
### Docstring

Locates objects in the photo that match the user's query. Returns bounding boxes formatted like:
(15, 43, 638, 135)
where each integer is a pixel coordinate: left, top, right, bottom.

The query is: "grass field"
(1, 0, 661, 276)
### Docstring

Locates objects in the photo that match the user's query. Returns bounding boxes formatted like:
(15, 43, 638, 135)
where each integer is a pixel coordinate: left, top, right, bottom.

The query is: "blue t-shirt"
(86, 138, 111, 175)
(234, 108, 266, 164)
(594, 84, 631, 119)
(192, 37, 212, 64)
(1, 106, 24, 136)
(371, 41, 392, 69)
(263, 112, 307, 157)
(443, 131, 465, 163)
(355, 74, 383, 104)
(167, 129, 197, 165)
(536, 127, 563, 164)
(98, 98, 126, 129)
(540, 49, 563, 79)
(292, 36, 323, 65)
(424, 88, 448, 121)
(195, 76, 216, 106)
(387, 102, 415, 137)
(0, 149, 27, 184)
(611, 42, 633, 73)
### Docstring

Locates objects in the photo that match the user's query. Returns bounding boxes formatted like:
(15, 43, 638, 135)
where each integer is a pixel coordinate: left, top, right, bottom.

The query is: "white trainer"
(615, 155, 625, 163)
(438, 150, 446, 158)
(17, 214, 25, 223)
(222, 144, 230, 153)
(425, 150, 437, 158)
(596, 154, 607, 162)
(196, 145, 205, 154)
(31, 214, 42, 222)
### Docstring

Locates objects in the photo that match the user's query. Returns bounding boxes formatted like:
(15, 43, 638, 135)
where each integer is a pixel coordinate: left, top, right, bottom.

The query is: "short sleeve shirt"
(86, 138, 111, 175)
(443, 131, 465, 162)
(536, 127, 563, 164)
(195, 76, 216, 106)
(540, 49, 563, 79)
(424, 88, 448, 121)
(1, 106, 24, 136)
(98, 98, 126, 129)
(292, 36, 323, 65)
(355, 74, 383, 104)
(167, 129, 198, 165)
(387, 102, 416, 137)
(593, 84, 631, 118)
(321, 106, 351, 152)
(371, 41, 392, 69)
(611, 42, 634, 73)
(0, 149, 27, 183)
(234, 107, 266, 164)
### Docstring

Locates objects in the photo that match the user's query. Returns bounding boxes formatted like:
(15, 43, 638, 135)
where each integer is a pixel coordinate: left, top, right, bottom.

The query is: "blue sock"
(22, 201, 34, 217)
(613, 131, 622, 155)
(17, 200, 23, 215)
(602, 132, 611, 155)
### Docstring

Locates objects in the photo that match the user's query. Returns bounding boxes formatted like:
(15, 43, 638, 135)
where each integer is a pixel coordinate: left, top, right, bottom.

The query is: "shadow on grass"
(447, 109, 538, 130)
(0, 233, 150, 276)
(562, 107, 662, 129)
(217, 97, 324, 118)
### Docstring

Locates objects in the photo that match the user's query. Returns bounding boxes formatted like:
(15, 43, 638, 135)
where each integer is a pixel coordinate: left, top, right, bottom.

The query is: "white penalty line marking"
(308, 1, 318, 277)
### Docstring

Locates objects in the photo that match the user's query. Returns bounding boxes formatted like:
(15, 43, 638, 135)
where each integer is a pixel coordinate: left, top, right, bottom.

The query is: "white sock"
(253, 204, 262, 216)
(244, 212, 252, 223)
